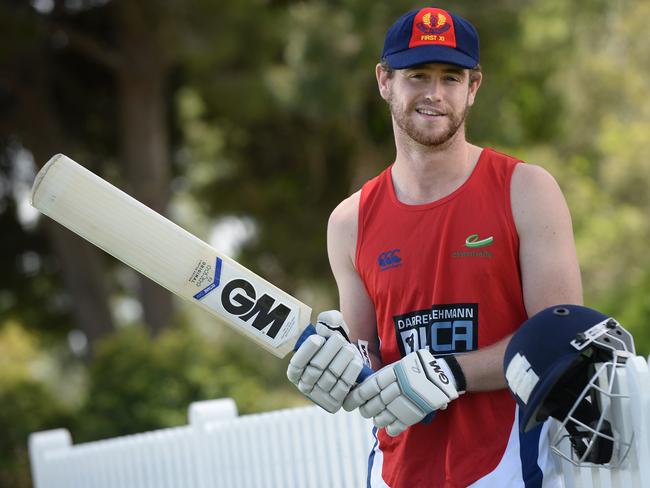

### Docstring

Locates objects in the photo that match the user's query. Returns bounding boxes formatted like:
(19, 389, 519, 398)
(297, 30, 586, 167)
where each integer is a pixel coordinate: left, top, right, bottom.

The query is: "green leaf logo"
(465, 234, 494, 248)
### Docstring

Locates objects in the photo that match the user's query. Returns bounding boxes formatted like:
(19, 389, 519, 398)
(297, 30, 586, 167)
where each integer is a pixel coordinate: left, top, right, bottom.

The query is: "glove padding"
(287, 311, 364, 413)
(343, 349, 459, 436)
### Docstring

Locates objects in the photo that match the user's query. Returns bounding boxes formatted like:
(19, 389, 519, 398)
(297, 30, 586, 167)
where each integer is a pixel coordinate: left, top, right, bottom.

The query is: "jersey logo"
(394, 304, 479, 357)
(377, 249, 402, 271)
(452, 234, 494, 258)
(465, 234, 494, 248)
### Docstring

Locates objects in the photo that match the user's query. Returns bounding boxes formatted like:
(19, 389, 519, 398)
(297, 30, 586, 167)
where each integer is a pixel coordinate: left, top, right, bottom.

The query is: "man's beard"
(389, 97, 469, 147)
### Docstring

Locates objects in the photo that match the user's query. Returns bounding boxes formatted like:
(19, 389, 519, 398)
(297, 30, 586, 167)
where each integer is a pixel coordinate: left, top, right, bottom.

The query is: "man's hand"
(287, 311, 364, 413)
(343, 350, 459, 436)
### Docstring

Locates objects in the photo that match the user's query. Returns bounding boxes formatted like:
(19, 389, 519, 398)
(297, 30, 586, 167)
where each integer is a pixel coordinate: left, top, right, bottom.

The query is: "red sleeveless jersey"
(355, 148, 529, 487)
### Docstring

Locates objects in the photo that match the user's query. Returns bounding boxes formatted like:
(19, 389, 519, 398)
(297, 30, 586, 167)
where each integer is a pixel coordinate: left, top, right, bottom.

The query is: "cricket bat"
(31, 154, 372, 377)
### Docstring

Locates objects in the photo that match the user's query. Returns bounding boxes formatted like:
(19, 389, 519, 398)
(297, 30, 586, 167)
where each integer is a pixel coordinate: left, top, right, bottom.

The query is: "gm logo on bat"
(193, 257, 292, 340)
(221, 278, 291, 340)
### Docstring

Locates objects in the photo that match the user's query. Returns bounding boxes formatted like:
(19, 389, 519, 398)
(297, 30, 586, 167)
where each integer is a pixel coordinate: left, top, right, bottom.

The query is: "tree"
(1, 0, 182, 348)
(513, 0, 650, 351)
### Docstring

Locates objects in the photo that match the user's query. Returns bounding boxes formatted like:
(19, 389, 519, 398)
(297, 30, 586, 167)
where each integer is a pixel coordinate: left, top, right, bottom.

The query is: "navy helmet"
(504, 305, 635, 465)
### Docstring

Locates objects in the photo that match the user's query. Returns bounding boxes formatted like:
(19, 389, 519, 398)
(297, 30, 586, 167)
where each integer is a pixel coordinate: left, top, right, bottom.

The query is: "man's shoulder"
(328, 164, 390, 232)
(328, 190, 361, 236)
(327, 191, 363, 274)
(510, 162, 568, 231)
(511, 163, 559, 192)
(480, 147, 525, 171)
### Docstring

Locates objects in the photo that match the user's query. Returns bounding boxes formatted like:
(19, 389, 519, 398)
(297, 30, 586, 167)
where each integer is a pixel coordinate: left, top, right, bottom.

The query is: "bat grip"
(294, 324, 374, 382)
(294, 324, 435, 423)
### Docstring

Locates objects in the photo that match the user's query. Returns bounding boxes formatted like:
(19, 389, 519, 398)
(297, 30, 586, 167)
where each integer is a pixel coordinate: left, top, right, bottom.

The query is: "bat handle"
(294, 324, 435, 423)
(294, 324, 374, 382)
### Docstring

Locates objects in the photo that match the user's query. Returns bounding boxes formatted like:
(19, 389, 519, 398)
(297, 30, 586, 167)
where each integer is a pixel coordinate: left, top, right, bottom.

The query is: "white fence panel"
(192, 405, 374, 488)
(29, 357, 650, 487)
(30, 399, 374, 488)
(555, 355, 650, 488)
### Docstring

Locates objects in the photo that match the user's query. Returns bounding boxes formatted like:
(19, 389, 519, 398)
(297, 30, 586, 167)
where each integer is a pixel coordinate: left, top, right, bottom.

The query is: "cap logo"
(409, 8, 457, 49)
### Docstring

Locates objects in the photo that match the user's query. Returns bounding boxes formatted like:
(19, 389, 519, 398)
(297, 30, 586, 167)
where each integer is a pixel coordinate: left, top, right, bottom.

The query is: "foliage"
(0, 381, 71, 488)
(74, 324, 305, 442)
(0, 151, 70, 338)
(0, 321, 306, 485)
(0, 323, 72, 488)
(509, 0, 650, 349)
(0, 0, 649, 484)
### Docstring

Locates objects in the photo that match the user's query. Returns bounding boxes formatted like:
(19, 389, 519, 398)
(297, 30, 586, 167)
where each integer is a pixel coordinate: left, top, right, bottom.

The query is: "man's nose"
(423, 80, 443, 102)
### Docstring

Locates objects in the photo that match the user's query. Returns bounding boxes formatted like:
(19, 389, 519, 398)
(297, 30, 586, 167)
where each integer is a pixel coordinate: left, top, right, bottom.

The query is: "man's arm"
(511, 163, 583, 315)
(456, 163, 583, 392)
(327, 191, 382, 368)
(286, 191, 378, 413)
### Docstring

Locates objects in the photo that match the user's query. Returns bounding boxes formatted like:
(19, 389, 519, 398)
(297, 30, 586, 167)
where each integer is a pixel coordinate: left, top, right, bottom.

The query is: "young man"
(288, 6, 582, 487)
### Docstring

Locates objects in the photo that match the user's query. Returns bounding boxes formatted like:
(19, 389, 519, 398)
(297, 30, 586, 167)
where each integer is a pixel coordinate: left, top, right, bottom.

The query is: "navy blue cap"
(382, 7, 479, 69)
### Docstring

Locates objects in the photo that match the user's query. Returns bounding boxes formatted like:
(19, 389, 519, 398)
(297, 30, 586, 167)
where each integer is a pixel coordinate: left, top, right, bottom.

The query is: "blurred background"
(1, 0, 648, 485)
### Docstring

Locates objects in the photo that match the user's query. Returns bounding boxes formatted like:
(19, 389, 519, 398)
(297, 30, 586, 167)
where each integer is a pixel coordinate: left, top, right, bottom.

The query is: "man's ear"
(467, 71, 482, 107)
(376, 63, 392, 101)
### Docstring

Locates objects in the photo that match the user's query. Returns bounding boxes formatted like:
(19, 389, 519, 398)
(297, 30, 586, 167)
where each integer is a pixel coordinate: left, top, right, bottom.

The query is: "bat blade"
(31, 154, 312, 358)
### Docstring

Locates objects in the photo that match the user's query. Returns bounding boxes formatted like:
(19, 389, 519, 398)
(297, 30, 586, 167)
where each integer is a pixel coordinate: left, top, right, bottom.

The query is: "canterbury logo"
(377, 249, 402, 271)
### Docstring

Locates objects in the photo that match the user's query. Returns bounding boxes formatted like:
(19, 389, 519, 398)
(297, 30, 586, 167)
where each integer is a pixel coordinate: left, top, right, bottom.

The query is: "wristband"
(436, 355, 467, 394)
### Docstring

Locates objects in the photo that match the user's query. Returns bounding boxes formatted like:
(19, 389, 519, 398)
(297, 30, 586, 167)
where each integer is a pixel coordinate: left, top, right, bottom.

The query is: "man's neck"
(391, 128, 482, 205)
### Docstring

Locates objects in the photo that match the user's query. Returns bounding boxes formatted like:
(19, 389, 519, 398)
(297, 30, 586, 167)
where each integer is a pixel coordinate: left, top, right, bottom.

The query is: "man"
(288, 6, 582, 487)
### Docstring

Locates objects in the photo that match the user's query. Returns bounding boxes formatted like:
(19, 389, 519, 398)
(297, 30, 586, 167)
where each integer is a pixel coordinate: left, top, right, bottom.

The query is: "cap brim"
(385, 45, 477, 69)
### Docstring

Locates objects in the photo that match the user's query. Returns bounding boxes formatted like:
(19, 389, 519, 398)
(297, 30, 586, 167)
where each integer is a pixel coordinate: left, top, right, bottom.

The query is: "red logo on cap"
(409, 8, 457, 49)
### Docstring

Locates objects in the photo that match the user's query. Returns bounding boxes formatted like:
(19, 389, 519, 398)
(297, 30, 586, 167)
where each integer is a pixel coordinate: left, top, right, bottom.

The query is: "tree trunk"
(14, 73, 117, 354)
(114, 3, 174, 336)
(46, 221, 116, 348)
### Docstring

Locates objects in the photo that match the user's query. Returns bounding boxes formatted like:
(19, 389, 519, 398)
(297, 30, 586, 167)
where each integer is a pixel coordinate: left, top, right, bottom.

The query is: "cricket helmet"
(504, 304, 635, 466)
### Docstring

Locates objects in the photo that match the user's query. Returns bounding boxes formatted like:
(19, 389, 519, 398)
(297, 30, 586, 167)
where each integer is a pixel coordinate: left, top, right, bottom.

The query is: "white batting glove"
(343, 350, 459, 436)
(287, 311, 365, 413)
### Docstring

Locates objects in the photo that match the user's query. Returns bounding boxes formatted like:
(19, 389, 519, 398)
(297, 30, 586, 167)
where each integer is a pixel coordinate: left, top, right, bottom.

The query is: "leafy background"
(1, 0, 649, 485)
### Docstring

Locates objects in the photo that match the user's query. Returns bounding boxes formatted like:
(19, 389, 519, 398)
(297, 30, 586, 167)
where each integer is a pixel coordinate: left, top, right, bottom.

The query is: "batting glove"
(287, 311, 365, 413)
(343, 350, 460, 436)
